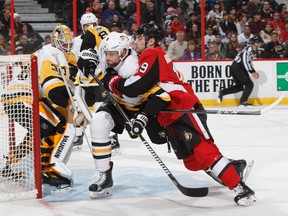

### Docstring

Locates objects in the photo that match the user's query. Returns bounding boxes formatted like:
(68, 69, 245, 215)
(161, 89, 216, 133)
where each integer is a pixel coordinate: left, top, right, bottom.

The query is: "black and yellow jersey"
(80, 25, 110, 51)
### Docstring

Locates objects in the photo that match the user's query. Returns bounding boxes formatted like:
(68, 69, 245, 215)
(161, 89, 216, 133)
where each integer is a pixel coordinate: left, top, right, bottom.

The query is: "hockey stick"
(88, 70, 208, 197)
(161, 91, 287, 115)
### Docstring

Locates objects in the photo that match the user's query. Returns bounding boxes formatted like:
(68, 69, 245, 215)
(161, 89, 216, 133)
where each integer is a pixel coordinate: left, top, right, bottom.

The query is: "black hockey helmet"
(135, 22, 164, 46)
(249, 35, 261, 44)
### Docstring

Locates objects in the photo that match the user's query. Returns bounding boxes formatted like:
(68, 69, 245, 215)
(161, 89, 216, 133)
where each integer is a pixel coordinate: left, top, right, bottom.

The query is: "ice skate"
(110, 134, 121, 156)
(234, 181, 256, 206)
(239, 101, 253, 107)
(231, 159, 254, 182)
(89, 162, 113, 199)
(73, 133, 84, 150)
(217, 90, 223, 103)
(205, 159, 253, 185)
(42, 172, 72, 193)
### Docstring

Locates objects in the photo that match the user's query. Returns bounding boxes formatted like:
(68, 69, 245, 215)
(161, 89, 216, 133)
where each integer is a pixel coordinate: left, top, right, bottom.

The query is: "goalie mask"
(51, 24, 74, 54)
(99, 32, 130, 70)
(80, 13, 98, 34)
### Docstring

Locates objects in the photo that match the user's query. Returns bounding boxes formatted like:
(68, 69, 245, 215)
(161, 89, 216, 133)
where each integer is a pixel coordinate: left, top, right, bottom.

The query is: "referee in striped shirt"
(217, 36, 260, 106)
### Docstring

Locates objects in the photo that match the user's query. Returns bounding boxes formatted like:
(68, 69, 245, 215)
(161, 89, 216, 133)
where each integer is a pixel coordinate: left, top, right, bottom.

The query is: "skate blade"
(216, 97, 222, 104)
(73, 145, 83, 151)
(242, 160, 254, 182)
(90, 187, 112, 199)
(42, 184, 72, 194)
(112, 148, 121, 156)
(236, 194, 257, 206)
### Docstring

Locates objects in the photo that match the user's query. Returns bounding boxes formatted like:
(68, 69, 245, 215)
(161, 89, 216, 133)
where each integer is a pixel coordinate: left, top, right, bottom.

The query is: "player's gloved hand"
(108, 75, 122, 96)
(126, 113, 148, 139)
(77, 48, 99, 78)
(125, 121, 138, 139)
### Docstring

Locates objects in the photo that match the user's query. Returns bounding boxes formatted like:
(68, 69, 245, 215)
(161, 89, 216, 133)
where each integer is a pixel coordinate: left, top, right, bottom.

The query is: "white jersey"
(71, 34, 83, 62)
(35, 44, 69, 77)
(109, 49, 143, 108)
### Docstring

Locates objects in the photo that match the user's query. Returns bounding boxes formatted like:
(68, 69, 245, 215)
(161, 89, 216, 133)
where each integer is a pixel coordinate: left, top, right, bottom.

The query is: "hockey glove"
(108, 75, 122, 96)
(77, 48, 99, 78)
(126, 113, 148, 139)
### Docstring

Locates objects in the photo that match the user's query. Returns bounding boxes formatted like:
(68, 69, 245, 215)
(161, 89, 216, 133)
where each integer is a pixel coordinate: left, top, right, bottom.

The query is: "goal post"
(0, 55, 42, 200)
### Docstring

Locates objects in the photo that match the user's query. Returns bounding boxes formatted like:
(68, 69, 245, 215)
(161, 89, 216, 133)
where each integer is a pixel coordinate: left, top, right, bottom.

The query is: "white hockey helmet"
(100, 32, 130, 57)
(80, 13, 98, 34)
(51, 24, 74, 54)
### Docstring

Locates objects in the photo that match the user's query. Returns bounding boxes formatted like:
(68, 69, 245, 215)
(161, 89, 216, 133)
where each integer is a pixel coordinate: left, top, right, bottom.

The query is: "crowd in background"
(1, 0, 288, 60)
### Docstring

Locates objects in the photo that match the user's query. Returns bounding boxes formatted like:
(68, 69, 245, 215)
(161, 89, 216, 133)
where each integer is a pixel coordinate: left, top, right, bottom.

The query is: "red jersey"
(117, 46, 199, 126)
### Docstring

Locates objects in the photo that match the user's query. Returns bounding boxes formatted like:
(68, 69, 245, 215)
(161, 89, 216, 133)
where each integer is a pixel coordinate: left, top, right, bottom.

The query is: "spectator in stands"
(162, 7, 177, 22)
(269, 0, 279, 12)
(260, 31, 283, 58)
(102, 0, 123, 26)
(259, 23, 274, 44)
(283, 40, 288, 57)
(16, 34, 35, 54)
(0, 33, 10, 55)
(77, 0, 90, 19)
(249, 11, 266, 36)
(0, 0, 4, 12)
(217, 0, 226, 12)
(125, 12, 137, 32)
(0, 8, 10, 40)
(228, 7, 237, 23)
(278, 3, 288, 23)
(126, 0, 136, 18)
(167, 30, 187, 60)
(15, 45, 24, 55)
(86, 0, 103, 19)
(186, 23, 201, 42)
(159, 0, 178, 16)
(185, 12, 200, 34)
(206, 1, 223, 24)
(279, 22, 288, 44)
(13, 13, 23, 37)
(235, 13, 248, 35)
(130, 23, 138, 35)
(215, 32, 225, 55)
(163, 21, 176, 51)
(205, 41, 225, 60)
(31, 32, 44, 51)
(219, 11, 237, 37)
(171, 15, 185, 35)
(270, 12, 285, 35)
(205, 13, 220, 35)
(260, 0, 274, 22)
(221, 30, 232, 44)
(179, 39, 201, 60)
(106, 14, 123, 31)
(42, 34, 51, 46)
(238, 1, 255, 21)
(179, 0, 199, 15)
(223, 32, 239, 59)
(204, 25, 216, 48)
(141, 1, 162, 26)
(237, 25, 254, 44)
(175, 6, 187, 26)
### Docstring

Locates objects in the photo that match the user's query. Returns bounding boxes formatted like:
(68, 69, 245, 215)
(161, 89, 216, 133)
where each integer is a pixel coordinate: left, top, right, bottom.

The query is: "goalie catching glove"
(77, 48, 99, 78)
(126, 113, 148, 139)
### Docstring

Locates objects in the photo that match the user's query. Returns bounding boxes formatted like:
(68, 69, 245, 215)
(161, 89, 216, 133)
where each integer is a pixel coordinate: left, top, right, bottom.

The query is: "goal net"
(0, 55, 42, 200)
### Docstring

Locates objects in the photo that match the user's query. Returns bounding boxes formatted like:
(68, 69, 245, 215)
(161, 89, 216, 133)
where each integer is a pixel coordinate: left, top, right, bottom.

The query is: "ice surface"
(1, 106, 288, 216)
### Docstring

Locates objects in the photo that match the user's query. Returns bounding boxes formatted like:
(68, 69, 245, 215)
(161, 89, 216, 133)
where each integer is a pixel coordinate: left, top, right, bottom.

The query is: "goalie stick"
(160, 91, 287, 115)
(88, 69, 208, 197)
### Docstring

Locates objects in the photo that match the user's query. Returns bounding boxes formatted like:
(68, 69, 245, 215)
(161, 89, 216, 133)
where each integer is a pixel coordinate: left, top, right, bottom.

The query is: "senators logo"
(183, 130, 193, 141)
